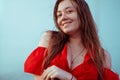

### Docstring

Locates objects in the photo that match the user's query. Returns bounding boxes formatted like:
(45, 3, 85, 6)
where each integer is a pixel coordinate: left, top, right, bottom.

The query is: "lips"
(62, 21, 72, 26)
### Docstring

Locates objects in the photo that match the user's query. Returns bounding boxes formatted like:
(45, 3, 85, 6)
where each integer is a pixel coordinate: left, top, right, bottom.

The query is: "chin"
(63, 30, 72, 35)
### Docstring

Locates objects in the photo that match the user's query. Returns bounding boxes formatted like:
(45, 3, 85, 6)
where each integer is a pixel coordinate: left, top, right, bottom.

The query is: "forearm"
(34, 75, 42, 80)
(64, 73, 77, 80)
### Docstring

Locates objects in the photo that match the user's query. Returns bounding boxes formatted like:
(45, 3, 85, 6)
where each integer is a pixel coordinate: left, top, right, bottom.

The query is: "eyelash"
(57, 14, 62, 18)
(66, 10, 73, 13)
(57, 10, 74, 18)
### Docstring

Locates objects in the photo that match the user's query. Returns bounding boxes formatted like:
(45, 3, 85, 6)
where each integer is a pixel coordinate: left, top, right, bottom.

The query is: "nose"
(61, 13, 68, 21)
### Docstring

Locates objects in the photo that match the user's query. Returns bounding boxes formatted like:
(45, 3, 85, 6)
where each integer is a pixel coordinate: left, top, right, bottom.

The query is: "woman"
(24, 0, 119, 80)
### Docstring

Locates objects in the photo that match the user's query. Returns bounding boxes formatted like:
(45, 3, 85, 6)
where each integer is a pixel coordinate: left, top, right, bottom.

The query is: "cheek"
(57, 19, 63, 30)
(73, 14, 78, 21)
(57, 19, 60, 26)
(74, 14, 80, 26)
(56, 19, 63, 31)
(70, 13, 79, 23)
(72, 17, 80, 30)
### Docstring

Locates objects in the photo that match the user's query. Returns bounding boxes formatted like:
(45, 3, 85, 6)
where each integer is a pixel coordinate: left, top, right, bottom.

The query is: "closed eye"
(66, 9, 74, 14)
(57, 13, 62, 18)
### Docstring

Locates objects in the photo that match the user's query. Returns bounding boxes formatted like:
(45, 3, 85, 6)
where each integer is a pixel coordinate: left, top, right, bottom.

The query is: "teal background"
(0, 0, 120, 80)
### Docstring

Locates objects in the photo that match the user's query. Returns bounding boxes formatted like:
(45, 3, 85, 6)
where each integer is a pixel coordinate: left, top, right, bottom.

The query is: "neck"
(69, 34, 82, 46)
(69, 31, 81, 44)
(68, 35, 84, 53)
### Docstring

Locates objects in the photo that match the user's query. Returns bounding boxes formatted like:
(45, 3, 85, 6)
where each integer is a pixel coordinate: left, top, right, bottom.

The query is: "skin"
(57, 0, 87, 70)
(57, 0, 80, 37)
(34, 0, 111, 80)
(34, 31, 111, 80)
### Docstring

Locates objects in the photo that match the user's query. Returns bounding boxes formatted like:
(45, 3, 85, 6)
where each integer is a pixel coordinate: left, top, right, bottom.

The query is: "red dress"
(24, 44, 119, 80)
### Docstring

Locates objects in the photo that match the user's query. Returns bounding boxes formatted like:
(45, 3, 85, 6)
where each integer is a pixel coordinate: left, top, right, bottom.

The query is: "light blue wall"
(0, 0, 119, 80)
(0, 0, 56, 80)
(87, 0, 120, 75)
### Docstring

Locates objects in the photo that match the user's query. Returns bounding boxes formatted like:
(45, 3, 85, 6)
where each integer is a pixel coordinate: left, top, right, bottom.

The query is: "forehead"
(57, 0, 76, 11)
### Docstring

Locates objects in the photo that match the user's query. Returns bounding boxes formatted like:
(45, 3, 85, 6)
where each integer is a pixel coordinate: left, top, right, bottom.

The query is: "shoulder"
(38, 30, 59, 48)
(38, 30, 53, 47)
(103, 50, 112, 69)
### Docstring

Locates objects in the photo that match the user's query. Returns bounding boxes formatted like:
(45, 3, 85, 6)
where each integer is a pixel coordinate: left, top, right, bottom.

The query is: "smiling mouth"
(62, 21, 72, 27)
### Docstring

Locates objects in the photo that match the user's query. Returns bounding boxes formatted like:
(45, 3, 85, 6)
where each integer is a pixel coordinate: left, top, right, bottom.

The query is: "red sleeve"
(24, 47, 46, 75)
(103, 68, 119, 80)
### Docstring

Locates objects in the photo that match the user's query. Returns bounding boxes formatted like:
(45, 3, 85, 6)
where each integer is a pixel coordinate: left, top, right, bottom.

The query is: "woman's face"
(57, 0, 80, 35)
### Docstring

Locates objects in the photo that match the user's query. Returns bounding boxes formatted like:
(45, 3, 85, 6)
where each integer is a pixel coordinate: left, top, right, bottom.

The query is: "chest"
(49, 45, 98, 79)
(67, 48, 87, 70)
(49, 51, 98, 79)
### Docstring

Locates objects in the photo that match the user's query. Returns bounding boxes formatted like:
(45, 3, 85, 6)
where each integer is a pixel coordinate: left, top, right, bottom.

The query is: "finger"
(41, 67, 54, 80)
(50, 72, 58, 80)
(45, 70, 56, 80)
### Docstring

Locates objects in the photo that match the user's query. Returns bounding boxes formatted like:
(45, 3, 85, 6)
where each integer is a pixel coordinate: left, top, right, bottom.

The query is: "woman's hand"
(41, 65, 74, 80)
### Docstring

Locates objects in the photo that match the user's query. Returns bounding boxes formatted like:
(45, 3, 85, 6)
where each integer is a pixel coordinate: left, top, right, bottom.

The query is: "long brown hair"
(43, 0, 105, 80)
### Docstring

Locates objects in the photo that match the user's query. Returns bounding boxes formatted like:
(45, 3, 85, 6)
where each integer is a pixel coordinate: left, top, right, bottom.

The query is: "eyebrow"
(57, 6, 74, 13)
